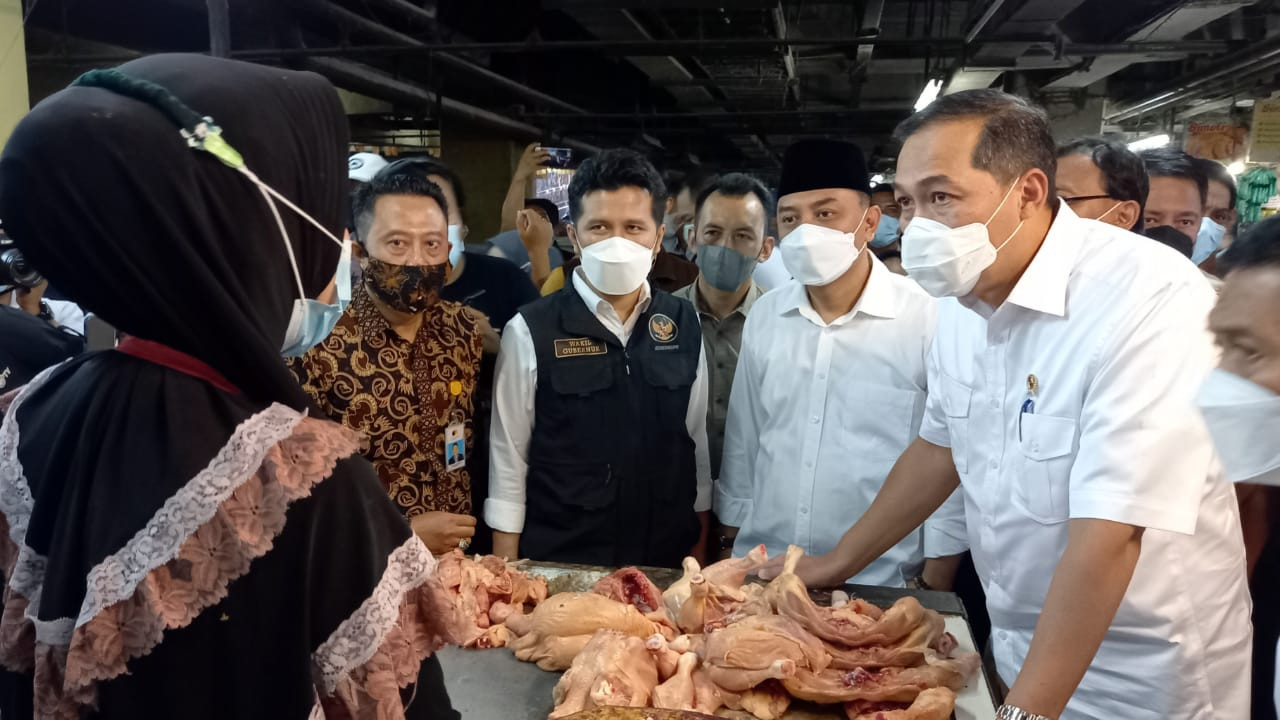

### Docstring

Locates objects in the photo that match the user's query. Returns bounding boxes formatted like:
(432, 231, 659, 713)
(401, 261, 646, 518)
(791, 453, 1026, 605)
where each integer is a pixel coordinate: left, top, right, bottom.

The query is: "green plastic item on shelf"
(1238, 167, 1277, 225)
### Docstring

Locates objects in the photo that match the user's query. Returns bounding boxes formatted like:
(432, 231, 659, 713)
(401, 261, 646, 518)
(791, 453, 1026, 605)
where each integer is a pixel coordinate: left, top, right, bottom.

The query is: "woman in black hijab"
(0, 55, 459, 719)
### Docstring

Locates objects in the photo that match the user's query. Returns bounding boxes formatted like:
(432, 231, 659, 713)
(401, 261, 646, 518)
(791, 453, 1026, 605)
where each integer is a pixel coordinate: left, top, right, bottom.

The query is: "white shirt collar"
(777, 253, 902, 327)
(1001, 203, 1082, 318)
(571, 267, 653, 334)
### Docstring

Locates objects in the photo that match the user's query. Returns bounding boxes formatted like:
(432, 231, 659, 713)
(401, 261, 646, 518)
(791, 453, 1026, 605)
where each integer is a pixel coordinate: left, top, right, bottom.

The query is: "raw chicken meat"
(781, 659, 978, 704)
(593, 567, 665, 613)
(845, 687, 958, 720)
(825, 608, 945, 670)
(675, 573, 748, 634)
(661, 545, 769, 617)
(652, 652, 699, 710)
(508, 593, 671, 671)
(765, 546, 924, 647)
(646, 634, 682, 679)
(432, 550, 549, 647)
(737, 680, 792, 720)
(702, 614, 830, 681)
(707, 658, 796, 693)
(550, 631, 660, 718)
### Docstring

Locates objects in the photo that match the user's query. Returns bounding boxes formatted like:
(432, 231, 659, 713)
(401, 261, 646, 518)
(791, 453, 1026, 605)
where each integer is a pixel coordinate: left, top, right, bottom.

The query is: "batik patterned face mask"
(362, 258, 447, 314)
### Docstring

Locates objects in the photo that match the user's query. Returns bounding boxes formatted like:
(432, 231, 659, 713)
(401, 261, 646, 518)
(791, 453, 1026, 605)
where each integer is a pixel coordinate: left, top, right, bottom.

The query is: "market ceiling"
(22, 0, 1280, 174)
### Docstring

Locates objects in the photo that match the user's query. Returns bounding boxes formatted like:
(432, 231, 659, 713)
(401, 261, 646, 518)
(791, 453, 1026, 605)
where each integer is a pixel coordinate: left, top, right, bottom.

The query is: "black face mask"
(362, 257, 447, 314)
(1144, 225, 1194, 260)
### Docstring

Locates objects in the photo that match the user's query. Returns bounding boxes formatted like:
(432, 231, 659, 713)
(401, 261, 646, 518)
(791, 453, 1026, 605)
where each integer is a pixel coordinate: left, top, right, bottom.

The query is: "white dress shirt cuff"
(714, 485, 752, 527)
(695, 480, 712, 513)
(484, 497, 526, 534)
(917, 426, 951, 449)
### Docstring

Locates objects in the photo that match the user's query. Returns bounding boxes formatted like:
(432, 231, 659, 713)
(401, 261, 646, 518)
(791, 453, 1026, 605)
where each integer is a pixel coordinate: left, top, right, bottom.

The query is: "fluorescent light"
(870, 173, 885, 184)
(1227, 160, 1246, 175)
(1127, 134, 1170, 152)
(914, 79, 943, 111)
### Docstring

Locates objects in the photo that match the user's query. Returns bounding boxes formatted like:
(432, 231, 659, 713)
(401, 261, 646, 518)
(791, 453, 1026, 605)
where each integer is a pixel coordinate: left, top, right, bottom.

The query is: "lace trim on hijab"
(0, 384, 370, 719)
(312, 535, 461, 720)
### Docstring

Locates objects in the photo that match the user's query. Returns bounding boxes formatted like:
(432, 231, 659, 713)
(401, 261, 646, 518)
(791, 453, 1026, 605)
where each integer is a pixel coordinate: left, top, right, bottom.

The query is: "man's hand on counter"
(411, 511, 477, 555)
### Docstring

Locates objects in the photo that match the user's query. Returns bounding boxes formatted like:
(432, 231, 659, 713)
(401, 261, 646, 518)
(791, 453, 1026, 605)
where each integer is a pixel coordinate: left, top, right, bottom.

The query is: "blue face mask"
(448, 224, 465, 269)
(696, 244, 759, 292)
(281, 235, 351, 358)
(871, 215, 900, 249)
(1192, 217, 1226, 265)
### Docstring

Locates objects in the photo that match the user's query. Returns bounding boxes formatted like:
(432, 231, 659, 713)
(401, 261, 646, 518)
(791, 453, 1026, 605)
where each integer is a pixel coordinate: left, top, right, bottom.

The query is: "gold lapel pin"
(1027, 373, 1039, 396)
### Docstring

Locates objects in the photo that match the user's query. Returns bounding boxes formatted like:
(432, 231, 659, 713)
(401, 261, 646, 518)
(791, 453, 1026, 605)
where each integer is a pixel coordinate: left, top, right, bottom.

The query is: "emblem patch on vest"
(649, 313, 678, 343)
(554, 337, 608, 358)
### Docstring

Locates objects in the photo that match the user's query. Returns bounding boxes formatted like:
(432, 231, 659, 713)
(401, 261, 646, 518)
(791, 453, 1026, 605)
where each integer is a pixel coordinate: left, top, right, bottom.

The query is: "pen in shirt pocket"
(1019, 373, 1039, 442)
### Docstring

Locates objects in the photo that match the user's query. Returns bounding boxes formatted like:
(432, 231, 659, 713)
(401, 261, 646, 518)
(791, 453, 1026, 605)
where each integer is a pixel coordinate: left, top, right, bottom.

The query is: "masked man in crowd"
(1196, 157, 1239, 277)
(488, 148, 712, 567)
(868, 182, 906, 275)
(778, 89, 1249, 720)
(1196, 216, 1280, 719)
(1055, 137, 1146, 232)
(293, 172, 483, 555)
(718, 139, 960, 587)
(672, 173, 774, 520)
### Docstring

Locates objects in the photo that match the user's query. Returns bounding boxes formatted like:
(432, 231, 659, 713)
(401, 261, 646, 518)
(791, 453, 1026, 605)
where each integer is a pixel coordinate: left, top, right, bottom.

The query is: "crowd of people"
(0, 53, 1276, 720)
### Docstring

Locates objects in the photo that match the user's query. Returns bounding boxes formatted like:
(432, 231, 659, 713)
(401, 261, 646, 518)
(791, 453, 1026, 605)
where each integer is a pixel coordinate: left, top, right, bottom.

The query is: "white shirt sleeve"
(715, 312, 761, 527)
(1068, 276, 1218, 534)
(923, 488, 969, 557)
(485, 314, 538, 534)
(917, 330, 951, 448)
(688, 343, 712, 512)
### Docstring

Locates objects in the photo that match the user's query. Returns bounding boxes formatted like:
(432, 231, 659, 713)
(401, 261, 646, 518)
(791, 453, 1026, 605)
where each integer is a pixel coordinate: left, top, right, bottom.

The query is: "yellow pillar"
(0, 0, 27, 148)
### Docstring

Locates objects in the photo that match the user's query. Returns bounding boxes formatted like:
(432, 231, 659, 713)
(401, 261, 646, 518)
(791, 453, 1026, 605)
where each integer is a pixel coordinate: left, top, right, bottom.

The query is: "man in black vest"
(487, 149, 712, 568)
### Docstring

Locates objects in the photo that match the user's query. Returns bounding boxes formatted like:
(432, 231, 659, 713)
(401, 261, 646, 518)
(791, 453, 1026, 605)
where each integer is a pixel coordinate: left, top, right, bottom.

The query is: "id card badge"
(444, 422, 466, 471)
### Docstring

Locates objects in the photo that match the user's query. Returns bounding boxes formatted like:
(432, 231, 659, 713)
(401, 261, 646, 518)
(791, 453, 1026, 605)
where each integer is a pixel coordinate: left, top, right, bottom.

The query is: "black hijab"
(0, 54, 347, 410)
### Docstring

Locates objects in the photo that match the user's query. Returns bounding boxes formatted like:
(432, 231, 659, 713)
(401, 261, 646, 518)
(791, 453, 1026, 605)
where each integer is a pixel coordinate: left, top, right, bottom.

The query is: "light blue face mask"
(281, 235, 351, 358)
(1192, 216, 1226, 265)
(871, 215, 901, 249)
(696, 244, 759, 292)
(448, 224, 465, 269)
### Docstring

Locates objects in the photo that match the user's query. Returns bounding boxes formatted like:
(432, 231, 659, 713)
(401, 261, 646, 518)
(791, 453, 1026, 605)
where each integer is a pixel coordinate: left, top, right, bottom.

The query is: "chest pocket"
(548, 354, 615, 396)
(839, 382, 922, 460)
(642, 351, 698, 389)
(938, 373, 973, 474)
(1015, 413, 1077, 524)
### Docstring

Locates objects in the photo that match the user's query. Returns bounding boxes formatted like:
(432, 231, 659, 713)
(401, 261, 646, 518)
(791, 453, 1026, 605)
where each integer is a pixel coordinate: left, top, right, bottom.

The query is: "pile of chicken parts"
(444, 546, 981, 720)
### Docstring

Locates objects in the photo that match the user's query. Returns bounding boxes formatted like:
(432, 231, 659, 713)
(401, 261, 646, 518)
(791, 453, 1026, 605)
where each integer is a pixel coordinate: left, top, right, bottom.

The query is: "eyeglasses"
(1059, 194, 1114, 204)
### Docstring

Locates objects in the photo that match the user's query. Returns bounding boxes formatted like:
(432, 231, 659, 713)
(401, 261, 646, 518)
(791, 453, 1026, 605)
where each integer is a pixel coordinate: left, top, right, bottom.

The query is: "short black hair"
(1194, 157, 1238, 209)
(694, 173, 775, 224)
(894, 89, 1057, 197)
(668, 167, 716, 201)
(1057, 136, 1149, 232)
(1138, 147, 1207, 209)
(525, 198, 561, 223)
(568, 149, 666, 226)
(379, 155, 467, 211)
(351, 172, 449, 242)
(1219, 215, 1280, 272)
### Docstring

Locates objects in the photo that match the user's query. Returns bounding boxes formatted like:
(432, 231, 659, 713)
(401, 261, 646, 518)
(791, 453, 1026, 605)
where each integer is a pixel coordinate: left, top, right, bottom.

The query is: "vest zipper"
(605, 464, 612, 485)
(623, 348, 631, 375)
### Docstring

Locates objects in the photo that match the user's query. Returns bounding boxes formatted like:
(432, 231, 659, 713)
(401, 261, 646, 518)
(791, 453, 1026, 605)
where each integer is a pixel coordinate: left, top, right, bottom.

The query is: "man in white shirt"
(487, 148, 712, 567)
(775, 89, 1251, 719)
(717, 138, 956, 588)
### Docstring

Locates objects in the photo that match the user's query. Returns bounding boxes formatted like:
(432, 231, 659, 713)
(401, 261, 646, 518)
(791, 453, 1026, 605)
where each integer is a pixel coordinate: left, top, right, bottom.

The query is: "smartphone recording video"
(541, 146, 573, 169)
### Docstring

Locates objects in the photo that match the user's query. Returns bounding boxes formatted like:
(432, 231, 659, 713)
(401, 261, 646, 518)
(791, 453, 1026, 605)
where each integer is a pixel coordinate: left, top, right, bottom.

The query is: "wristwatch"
(996, 705, 1054, 720)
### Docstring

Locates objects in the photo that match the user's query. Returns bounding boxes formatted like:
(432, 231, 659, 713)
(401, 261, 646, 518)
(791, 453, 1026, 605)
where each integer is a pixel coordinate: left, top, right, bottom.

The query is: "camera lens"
(0, 247, 43, 289)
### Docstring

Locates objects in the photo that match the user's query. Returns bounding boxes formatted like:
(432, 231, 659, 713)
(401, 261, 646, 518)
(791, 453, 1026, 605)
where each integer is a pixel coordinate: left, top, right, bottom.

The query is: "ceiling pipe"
(283, 0, 591, 116)
(1104, 34, 1280, 123)
(965, 0, 1007, 44)
(206, 0, 231, 58)
(354, 0, 437, 26)
(302, 56, 601, 154)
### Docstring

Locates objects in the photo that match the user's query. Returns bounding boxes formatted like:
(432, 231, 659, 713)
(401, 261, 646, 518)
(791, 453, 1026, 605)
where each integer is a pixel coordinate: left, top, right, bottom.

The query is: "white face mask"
(448, 224, 465, 268)
(1196, 368, 1280, 486)
(779, 209, 869, 287)
(900, 181, 1024, 298)
(578, 236, 655, 295)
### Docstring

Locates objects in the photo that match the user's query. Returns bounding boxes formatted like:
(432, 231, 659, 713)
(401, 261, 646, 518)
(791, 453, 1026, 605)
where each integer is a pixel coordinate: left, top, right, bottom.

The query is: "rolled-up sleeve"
(1068, 277, 1218, 535)
(923, 488, 969, 557)
(485, 314, 538, 534)
(715, 313, 762, 527)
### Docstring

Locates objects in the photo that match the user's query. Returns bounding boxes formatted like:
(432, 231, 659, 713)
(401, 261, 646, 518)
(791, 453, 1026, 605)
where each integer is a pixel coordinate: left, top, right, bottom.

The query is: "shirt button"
(817, 373, 826, 380)
(810, 416, 820, 424)
(990, 399, 999, 409)
(805, 461, 814, 469)
(988, 459, 998, 470)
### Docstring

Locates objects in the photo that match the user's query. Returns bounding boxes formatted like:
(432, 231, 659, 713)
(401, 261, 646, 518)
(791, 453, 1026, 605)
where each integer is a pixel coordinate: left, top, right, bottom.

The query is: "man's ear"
(653, 224, 666, 260)
(1115, 201, 1142, 232)
(567, 223, 582, 257)
(758, 236, 776, 262)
